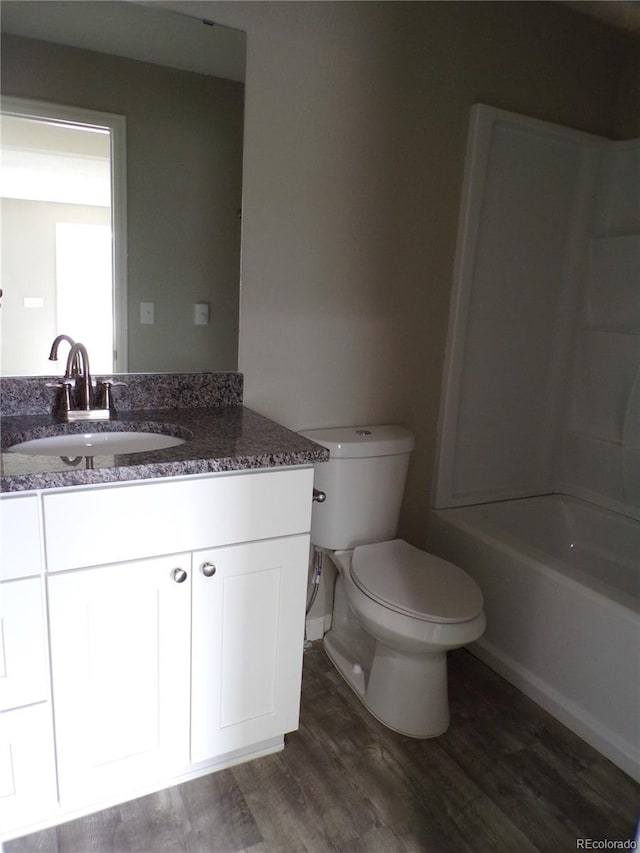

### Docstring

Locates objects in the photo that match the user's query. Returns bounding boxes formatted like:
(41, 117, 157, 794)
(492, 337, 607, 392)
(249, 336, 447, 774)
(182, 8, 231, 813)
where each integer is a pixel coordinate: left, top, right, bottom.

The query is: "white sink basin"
(8, 431, 185, 457)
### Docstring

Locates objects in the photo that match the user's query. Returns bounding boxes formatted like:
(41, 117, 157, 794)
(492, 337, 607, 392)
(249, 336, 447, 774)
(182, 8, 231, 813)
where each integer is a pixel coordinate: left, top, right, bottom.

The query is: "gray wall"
(1, 33, 244, 373)
(3, 1, 639, 550)
(612, 37, 640, 138)
(199, 0, 636, 547)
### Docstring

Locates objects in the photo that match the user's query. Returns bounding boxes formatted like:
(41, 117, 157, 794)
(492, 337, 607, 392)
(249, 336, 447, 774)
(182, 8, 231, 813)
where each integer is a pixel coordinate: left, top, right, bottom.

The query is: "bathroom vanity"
(0, 374, 327, 841)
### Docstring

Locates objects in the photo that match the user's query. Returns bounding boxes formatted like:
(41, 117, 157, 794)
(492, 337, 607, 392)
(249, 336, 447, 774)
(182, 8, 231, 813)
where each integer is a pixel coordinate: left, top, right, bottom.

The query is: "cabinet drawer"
(43, 467, 314, 572)
(0, 578, 48, 711)
(0, 495, 43, 581)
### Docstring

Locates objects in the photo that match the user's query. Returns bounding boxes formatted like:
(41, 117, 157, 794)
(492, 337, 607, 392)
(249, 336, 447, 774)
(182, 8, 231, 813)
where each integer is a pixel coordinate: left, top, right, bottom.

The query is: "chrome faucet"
(47, 335, 119, 421)
(48, 333, 76, 362)
(64, 342, 92, 410)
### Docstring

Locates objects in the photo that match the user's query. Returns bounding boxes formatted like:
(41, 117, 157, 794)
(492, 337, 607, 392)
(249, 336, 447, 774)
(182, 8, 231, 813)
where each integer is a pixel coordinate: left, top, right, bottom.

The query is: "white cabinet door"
(0, 578, 48, 711)
(0, 703, 57, 836)
(48, 554, 192, 807)
(191, 534, 309, 763)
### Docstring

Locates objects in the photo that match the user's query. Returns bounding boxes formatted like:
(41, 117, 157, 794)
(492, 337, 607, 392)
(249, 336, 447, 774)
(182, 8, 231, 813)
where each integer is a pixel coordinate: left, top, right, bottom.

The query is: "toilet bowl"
(301, 425, 486, 737)
(323, 540, 485, 737)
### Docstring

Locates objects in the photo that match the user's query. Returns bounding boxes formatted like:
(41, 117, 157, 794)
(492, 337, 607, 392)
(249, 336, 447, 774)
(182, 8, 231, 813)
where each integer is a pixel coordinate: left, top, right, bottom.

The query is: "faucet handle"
(97, 379, 127, 410)
(46, 379, 74, 416)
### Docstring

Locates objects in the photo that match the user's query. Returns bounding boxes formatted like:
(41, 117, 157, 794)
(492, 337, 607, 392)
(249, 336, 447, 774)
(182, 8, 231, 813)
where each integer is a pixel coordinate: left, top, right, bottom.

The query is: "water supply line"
(303, 547, 324, 650)
(304, 488, 327, 648)
(306, 547, 323, 615)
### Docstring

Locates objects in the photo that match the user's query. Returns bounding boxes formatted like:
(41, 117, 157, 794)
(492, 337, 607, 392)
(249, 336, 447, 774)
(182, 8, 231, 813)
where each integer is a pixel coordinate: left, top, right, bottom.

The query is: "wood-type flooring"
(7, 642, 639, 853)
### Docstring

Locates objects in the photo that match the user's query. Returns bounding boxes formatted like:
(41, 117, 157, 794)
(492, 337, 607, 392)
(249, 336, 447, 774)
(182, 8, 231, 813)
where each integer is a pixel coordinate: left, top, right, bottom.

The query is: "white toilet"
(301, 424, 485, 738)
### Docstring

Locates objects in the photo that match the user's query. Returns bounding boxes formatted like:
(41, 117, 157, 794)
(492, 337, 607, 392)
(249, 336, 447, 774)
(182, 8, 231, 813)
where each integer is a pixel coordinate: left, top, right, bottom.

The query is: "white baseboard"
(470, 638, 640, 783)
(1, 737, 284, 843)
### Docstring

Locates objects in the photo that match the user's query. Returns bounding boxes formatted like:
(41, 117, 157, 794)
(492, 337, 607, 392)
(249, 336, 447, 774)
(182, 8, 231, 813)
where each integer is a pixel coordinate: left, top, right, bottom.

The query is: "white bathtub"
(429, 494, 640, 781)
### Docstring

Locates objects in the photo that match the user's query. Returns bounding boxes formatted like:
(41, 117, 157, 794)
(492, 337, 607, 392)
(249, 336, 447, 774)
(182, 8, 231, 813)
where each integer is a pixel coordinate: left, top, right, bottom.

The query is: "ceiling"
(0, 0, 246, 82)
(562, 1, 640, 38)
(1, 2, 638, 82)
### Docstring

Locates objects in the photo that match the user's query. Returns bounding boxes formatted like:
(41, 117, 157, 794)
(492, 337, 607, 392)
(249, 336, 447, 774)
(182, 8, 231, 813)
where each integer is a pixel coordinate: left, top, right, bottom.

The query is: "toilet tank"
(300, 425, 415, 550)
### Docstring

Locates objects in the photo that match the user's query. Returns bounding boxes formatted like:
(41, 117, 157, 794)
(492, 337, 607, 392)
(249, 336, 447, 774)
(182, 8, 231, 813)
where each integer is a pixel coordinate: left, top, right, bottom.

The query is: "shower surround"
(429, 105, 640, 781)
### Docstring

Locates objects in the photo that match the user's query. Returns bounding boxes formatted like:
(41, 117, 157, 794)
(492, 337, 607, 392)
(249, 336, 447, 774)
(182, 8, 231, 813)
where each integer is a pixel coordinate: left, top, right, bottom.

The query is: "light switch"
(194, 303, 209, 326)
(23, 297, 44, 308)
(140, 302, 154, 324)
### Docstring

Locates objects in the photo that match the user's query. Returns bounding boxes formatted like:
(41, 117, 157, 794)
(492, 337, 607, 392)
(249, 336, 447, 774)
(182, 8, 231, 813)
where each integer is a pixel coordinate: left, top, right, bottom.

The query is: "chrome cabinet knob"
(172, 567, 188, 583)
(201, 562, 216, 578)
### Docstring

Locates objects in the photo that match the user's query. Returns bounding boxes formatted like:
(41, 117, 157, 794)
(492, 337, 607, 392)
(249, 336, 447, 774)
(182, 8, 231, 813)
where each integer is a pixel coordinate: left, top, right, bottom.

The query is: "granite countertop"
(0, 406, 329, 493)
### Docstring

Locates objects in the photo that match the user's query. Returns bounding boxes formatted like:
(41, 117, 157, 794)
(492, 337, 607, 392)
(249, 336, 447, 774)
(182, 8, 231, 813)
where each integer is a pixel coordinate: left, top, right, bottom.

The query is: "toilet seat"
(351, 539, 483, 624)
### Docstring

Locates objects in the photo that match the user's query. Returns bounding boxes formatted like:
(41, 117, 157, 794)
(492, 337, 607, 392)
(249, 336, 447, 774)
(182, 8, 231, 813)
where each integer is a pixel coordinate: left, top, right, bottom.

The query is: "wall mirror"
(1, 1, 246, 376)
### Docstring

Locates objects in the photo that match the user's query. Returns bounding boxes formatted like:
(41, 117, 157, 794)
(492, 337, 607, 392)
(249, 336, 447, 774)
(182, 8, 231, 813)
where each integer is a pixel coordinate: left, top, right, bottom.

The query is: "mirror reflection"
(2, 102, 123, 375)
(1, 1, 246, 376)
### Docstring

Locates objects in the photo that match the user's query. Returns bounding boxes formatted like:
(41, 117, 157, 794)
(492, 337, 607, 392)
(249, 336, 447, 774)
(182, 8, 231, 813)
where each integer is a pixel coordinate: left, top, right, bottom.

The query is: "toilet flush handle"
(312, 488, 327, 503)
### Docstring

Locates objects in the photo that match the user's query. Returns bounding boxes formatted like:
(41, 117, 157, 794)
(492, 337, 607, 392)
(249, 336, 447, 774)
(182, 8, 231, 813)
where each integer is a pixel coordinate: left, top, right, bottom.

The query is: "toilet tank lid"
(300, 425, 414, 458)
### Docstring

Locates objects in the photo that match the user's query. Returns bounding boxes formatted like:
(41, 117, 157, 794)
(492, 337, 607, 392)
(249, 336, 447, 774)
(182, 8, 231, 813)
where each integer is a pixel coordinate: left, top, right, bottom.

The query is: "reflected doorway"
(0, 99, 127, 375)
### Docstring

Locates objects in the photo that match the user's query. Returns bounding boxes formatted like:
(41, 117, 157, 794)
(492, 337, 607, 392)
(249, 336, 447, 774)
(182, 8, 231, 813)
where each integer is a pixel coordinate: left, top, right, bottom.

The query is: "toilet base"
(323, 627, 450, 738)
